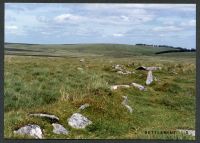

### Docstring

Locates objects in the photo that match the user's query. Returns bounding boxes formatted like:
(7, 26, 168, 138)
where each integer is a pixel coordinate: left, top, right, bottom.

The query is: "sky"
(5, 3, 196, 49)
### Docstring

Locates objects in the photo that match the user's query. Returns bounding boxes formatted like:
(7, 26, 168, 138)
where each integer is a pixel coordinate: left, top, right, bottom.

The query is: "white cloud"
(113, 33, 124, 37)
(181, 20, 196, 27)
(162, 21, 175, 25)
(153, 26, 183, 32)
(54, 13, 83, 23)
(5, 25, 27, 35)
(120, 15, 129, 22)
(5, 25, 18, 30)
(41, 31, 51, 35)
(122, 4, 195, 12)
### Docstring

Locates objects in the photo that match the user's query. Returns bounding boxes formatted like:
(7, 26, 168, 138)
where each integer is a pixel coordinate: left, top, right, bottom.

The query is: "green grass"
(5, 43, 196, 58)
(4, 44, 196, 139)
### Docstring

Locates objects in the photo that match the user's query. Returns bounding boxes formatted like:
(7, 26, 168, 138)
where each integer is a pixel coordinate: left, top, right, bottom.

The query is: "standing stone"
(14, 124, 43, 139)
(68, 113, 92, 129)
(146, 70, 153, 85)
(52, 123, 69, 135)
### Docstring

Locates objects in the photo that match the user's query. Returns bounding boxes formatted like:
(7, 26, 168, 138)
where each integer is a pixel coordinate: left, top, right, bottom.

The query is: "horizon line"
(4, 42, 195, 49)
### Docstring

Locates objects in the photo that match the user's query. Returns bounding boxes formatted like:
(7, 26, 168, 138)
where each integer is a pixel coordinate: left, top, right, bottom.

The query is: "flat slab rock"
(131, 82, 146, 91)
(14, 124, 43, 139)
(136, 66, 161, 71)
(177, 129, 195, 137)
(52, 123, 69, 135)
(68, 113, 92, 129)
(29, 113, 59, 123)
(110, 85, 130, 90)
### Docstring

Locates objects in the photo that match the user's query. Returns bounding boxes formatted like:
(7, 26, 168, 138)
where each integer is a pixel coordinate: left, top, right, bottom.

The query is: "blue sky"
(5, 3, 196, 49)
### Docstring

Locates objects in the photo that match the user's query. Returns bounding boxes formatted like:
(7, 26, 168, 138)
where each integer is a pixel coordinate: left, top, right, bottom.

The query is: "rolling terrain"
(4, 43, 196, 139)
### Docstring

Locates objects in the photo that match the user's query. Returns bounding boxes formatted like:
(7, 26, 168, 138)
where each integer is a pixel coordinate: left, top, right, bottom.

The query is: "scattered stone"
(177, 129, 195, 137)
(117, 70, 135, 75)
(110, 85, 130, 90)
(52, 123, 69, 135)
(117, 71, 125, 74)
(136, 66, 161, 71)
(112, 64, 124, 71)
(79, 103, 90, 110)
(80, 59, 85, 62)
(122, 96, 133, 113)
(29, 113, 59, 123)
(112, 64, 134, 75)
(68, 113, 92, 129)
(172, 71, 178, 75)
(14, 124, 43, 139)
(146, 70, 153, 85)
(131, 82, 146, 91)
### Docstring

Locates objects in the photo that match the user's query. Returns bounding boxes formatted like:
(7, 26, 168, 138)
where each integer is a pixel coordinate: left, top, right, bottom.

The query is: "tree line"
(135, 43, 196, 54)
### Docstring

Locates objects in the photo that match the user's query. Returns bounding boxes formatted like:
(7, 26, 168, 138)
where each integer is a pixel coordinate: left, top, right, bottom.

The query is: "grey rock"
(136, 66, 161, 71)
(79, 103, 90, 110)
(117, 70, 135, 75)
(122, 96, 133, 113)
(110, 85, 130, 90)
(146, 67, 162, 71)
(80, 59, 85, 62)
(117, 71, 125, 74)
(131, 82, 146, 91)
(113, 64, 124, 71)
(68, 113, 92, 129)
(29, 113, 59, 123)
(52, 123, 69, 135)
(177, 129, 195, 137)
(146, 70, 153, 85)
(14, 124, 43, 139)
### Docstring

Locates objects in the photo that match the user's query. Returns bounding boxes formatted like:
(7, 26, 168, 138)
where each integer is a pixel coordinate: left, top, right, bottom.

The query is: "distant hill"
(4, 43, 195, 58)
